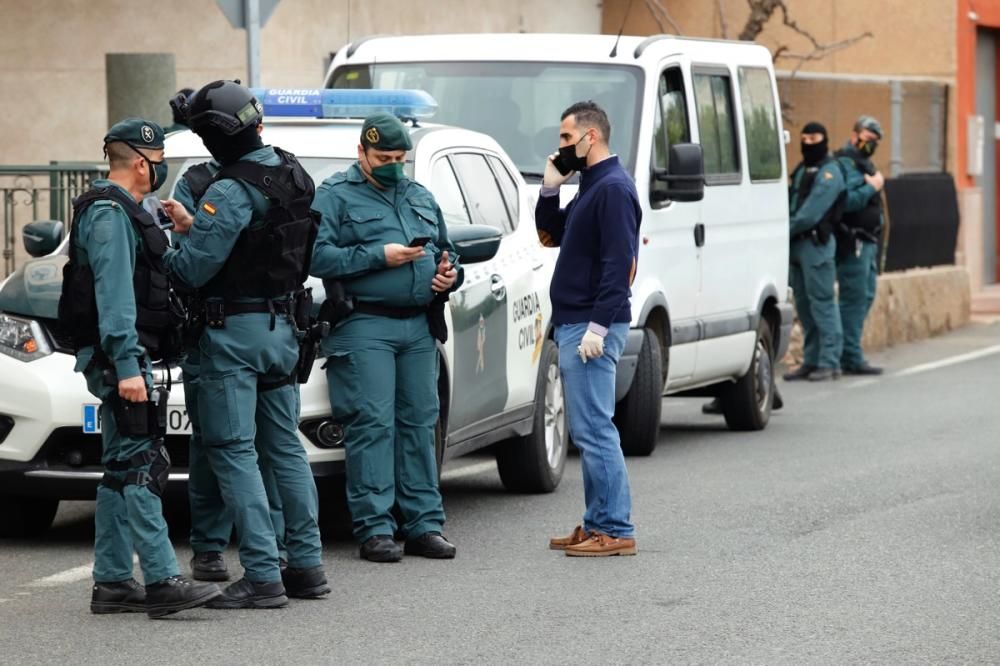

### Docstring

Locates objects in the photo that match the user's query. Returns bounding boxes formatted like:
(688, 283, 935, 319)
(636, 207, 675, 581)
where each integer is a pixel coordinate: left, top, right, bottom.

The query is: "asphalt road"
(3, 322, 1000, 664)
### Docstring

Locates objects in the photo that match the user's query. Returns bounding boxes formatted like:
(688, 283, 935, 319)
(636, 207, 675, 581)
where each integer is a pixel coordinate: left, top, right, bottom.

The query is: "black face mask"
(557, 131, 592, 172)
(199, 125, 264, 165)
(801, 138, 828, 166)
(856, 138, 879, 157)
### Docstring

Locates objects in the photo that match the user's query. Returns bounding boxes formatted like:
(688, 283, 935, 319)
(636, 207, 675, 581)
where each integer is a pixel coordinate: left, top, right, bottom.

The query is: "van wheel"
(614, 328, 663, 457)
(0, 497, 59, 538)
(496, 339, 567, 493)
(720, 319, 774, 431)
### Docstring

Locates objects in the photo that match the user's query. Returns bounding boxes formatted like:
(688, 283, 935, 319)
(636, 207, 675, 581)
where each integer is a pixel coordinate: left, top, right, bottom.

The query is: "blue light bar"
(249, 88, 438, 120)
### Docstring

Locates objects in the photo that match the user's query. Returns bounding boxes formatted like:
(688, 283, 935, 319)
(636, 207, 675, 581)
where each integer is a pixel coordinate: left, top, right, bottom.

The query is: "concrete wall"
(0, 0, 600, 165)
(784, 266, 973, 366)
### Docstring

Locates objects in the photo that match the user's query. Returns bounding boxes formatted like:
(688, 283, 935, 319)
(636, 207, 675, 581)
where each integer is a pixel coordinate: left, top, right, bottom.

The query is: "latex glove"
(577, 330, 605, 362)
(543, 153, 574, 189)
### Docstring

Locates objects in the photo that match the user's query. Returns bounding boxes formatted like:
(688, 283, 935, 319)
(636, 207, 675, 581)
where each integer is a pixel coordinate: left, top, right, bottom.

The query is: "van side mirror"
(653, 142, 705, 203)
(449, 224, 502, 264)
(23, 220, 64, 258)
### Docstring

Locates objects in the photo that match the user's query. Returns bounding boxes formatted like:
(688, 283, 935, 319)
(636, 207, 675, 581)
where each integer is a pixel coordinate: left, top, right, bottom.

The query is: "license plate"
(82, 404, 192, 435)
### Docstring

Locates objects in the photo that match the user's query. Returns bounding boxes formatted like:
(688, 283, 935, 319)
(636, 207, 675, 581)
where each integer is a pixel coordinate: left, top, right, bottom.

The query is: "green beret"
(360, 112, 412, 151)
(854, 115, 883, 139)
(104, 118, 165, 150)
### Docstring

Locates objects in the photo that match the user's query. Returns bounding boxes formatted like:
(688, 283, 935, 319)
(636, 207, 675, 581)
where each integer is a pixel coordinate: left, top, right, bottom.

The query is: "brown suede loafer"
(564, 533, 637, 557)
(549, 525, 590, 550)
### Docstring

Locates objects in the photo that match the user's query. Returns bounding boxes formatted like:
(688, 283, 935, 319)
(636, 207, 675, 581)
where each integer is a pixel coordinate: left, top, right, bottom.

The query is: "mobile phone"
(551, 152, 573, 176)
(408, 236, 432, 248)
(142, 196, 174, 231)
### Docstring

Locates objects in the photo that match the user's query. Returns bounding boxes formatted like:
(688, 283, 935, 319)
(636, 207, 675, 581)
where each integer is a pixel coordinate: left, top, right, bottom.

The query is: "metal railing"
(1, 163, 108, 276)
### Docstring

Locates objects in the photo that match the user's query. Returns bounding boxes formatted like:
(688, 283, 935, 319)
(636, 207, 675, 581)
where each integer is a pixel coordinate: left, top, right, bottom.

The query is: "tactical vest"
(195, 148, 319, 300)
(834, 150, 882, 234)
(790, 156, 846, 237)
(57, 187, 184, 363)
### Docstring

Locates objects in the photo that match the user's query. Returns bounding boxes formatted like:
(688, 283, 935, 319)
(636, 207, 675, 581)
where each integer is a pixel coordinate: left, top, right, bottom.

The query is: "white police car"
(0, 90, 565, 537)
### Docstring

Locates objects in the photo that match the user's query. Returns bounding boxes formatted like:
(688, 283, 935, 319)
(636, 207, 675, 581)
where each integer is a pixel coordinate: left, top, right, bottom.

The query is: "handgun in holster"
(103, 369, 170, 438)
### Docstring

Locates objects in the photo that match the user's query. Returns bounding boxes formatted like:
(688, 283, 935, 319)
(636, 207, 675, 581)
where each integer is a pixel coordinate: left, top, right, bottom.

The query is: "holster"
(428, 294, 449, 343)
(317, 281, 355, 328)
(109, 386, 169, 438)
(293, 287, 314, 332)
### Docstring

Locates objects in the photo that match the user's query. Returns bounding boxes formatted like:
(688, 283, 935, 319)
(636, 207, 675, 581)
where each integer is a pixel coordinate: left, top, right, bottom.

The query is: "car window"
(693, 69, 741, 184)
(429, 158, 472, 226)
(651, 67, 691, 205)
(449, 153, 512, 233)
(738, 67, 782, 182)
(487, 155, 520, 228)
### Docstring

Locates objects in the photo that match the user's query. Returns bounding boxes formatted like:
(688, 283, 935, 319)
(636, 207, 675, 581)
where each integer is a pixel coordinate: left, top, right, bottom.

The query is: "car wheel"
(0, 497, 59, 538)
(719, 318, 774, 431)
(496, 339, 567, 493)
(614, 328, 663, 457)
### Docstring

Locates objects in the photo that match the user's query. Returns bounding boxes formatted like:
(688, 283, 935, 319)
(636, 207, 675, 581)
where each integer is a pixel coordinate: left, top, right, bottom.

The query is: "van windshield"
(329, 61, 644, 181)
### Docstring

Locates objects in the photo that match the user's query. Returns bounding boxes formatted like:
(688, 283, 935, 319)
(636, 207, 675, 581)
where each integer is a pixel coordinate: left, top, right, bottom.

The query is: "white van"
(325, 34, 793, 455)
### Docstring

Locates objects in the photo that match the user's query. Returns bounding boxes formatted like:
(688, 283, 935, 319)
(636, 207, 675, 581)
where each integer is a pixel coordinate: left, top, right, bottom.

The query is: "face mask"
(801, 138, 827, 166)
(127, 143, 168, 193)
(557, 131, 592, 172)
(149, 158, 168, 192)
(857, 139, 878, 157)
(364, 153, 405, 188)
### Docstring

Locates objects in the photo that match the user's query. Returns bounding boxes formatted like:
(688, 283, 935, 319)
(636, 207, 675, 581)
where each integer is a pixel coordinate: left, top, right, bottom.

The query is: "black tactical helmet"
(187, 80, 263, 136)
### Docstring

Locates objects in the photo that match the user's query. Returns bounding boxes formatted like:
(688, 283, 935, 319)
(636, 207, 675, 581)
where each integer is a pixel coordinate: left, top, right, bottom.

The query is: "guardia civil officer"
(311, 112, 462, 563)
(172, 152, 288, 583)
(834, 115, 886, 375)
(59, 119, 220, 618)
(783, 122, 845, 382)
(162, 80, 327, 607)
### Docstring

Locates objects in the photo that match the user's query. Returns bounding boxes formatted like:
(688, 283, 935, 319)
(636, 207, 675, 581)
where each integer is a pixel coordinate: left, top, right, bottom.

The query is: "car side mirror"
(449, 224, 502, 264)
(653, 142, 705, 203)
(23, 220, 64, 258)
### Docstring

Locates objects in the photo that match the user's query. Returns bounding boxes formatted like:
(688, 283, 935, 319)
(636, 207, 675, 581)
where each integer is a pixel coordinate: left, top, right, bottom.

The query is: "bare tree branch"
(776, 32, 875, 73)
(643, 0, 683, 35)
(717, 0, 729, 39)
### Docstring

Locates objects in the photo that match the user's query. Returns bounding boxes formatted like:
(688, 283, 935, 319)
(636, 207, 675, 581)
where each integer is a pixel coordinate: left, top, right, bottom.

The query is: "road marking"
(845, 378, 881, 389)
(893, 344, 1000, 378)
(0, 598, 10, 604)
(440, 460, 496, 481)
(24, 564, 93, 588)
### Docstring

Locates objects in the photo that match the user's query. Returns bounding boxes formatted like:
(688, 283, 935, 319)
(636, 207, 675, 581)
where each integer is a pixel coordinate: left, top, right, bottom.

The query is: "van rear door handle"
(694, 223, 705, 248)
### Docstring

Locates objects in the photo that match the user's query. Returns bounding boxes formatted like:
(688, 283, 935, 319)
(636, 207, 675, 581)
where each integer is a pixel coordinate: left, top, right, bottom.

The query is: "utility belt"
(99, 365, 170, 438)
(792, 219, 834, 247)
(100, 444, 171, 498)
(204, 298, 293, 330)
(352, 301, 428, 319)
(835, 224, 880, 260)
(316, 282, 448, 343)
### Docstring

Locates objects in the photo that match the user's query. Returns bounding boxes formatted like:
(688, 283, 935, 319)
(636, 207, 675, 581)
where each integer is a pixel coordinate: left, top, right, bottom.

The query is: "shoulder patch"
(202, 202, 217, 215)
(823, 172, 834, 180)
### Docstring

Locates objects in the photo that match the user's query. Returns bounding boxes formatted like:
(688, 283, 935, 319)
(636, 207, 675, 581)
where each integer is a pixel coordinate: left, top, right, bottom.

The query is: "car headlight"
(0, 314, 53, 362)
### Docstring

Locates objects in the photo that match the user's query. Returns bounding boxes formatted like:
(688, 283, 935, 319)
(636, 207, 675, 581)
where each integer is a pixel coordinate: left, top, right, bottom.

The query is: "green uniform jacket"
(836, 143, 883, 221)
(72, 179, 145, 381)
(164, 148, 275, 290)
(788, 158, 845, 238)
(310, 163, 464, 307)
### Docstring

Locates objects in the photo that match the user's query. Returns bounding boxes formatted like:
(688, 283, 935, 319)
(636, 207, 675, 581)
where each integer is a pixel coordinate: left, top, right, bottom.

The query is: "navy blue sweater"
(535, 156, 641, 329)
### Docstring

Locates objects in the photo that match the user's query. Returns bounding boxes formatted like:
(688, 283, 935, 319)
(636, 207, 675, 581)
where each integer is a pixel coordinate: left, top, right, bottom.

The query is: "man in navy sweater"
(537, 101, 640, 557)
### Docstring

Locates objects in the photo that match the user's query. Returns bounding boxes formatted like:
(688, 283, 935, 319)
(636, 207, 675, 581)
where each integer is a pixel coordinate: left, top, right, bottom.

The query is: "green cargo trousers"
(790, 237, 844, 369)
(197, 312, 321, 582)
(81, 352, 180, 585)
(323, 313, 445, 543)
(185, 346, 287, 559)
(837, 241, 878, 369)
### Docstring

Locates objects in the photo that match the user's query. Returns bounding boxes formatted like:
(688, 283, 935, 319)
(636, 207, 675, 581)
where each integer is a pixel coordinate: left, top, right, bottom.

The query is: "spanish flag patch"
(202, 202, 217, 215)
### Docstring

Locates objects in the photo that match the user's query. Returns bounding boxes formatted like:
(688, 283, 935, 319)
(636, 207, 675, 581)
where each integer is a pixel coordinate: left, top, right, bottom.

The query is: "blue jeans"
(555, 322, 634, 538)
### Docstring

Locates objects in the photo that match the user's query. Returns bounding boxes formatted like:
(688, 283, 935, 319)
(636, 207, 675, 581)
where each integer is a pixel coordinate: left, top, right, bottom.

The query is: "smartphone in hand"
(408, 236, 432, 248)
(552, 153, 574, 176)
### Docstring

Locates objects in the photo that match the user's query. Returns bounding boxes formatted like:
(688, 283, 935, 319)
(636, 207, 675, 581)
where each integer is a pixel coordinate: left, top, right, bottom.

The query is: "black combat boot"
(842, 362, 883, 375)
(190, 551, 230, 582)
(144, 575, 221, 618)
(782, 364, 816, 381)
(206, 578, 288, 609)
(281, 565, 331, 599)
(404, 532, 457, 559)
(360, 535, 403, 563)
(90, 578, 146, 614)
